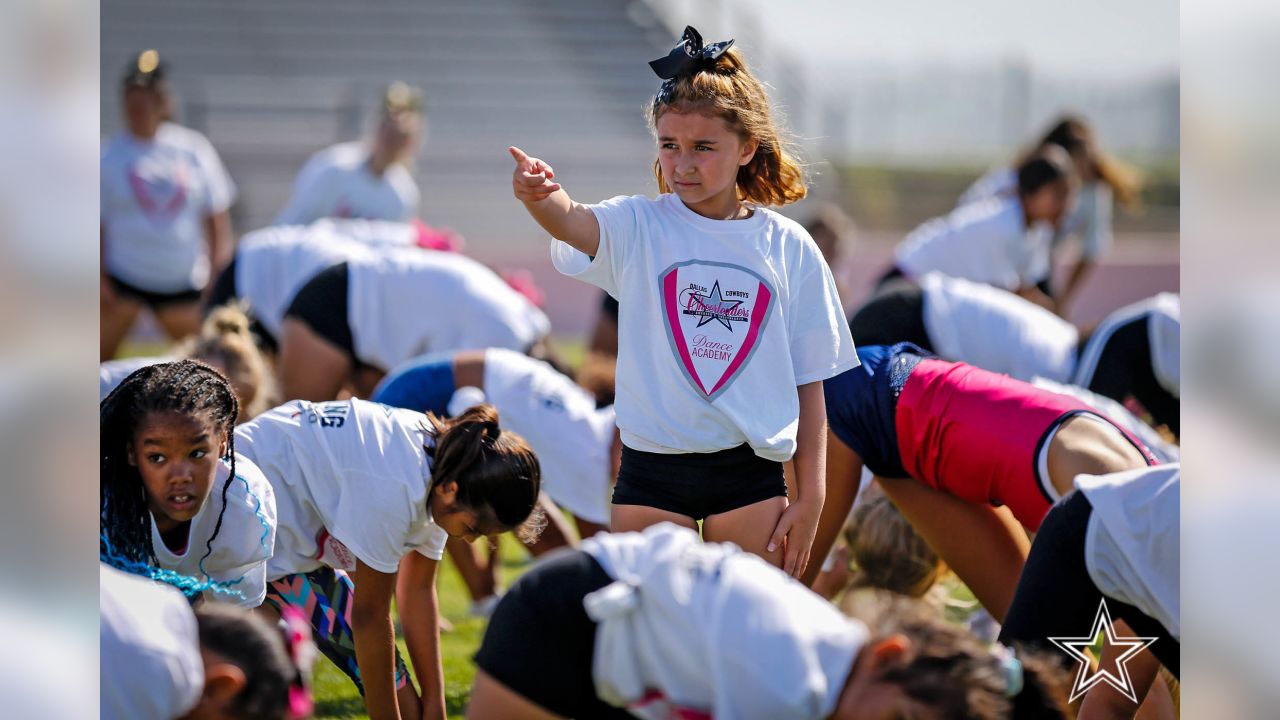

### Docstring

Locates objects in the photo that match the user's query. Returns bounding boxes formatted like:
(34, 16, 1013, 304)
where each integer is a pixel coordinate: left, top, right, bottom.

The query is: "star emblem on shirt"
(1049, 598, 1159, 703)
(689, 281, 744, 331)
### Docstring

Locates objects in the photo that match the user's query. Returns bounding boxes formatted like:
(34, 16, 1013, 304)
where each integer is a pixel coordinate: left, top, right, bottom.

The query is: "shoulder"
(157, 122, 216, 152)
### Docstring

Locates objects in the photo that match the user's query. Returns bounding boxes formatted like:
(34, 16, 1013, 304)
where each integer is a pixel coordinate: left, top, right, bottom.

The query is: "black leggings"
(999, 491, 1179, 678)
(849, 279, 934, 352)
(1076, 316, 1179, 436)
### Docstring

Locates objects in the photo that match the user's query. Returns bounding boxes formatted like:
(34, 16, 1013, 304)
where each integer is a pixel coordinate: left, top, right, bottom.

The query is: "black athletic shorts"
(601, 292, 619, 321)
(1077, 315, 1179, 436)
(999, 490, 1179, 678)
(107, 274, 202, 309)
(473, 550, 632, 719)
(612, 443, 787, 520)
(283, 262, 356, 361)
(848, 278, 934, 352)
(202, 257, 279, 353)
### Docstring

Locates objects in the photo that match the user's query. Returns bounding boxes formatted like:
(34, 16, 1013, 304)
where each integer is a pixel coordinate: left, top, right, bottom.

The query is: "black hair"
(100, 360, 239, 587)
(424, 403, 544, 542)
(1016, 144, 1075, 197)
(195, 604, 296, 720)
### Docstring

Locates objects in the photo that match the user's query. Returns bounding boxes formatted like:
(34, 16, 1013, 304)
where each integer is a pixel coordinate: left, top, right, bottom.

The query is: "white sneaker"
(469, 593, 503, 619)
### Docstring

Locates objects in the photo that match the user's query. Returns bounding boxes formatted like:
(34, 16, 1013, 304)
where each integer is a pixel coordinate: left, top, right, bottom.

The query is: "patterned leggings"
(264, 566, 411, 693)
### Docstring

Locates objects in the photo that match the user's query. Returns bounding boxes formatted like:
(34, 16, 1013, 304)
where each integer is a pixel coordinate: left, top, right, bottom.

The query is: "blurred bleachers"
(101, 0, 673, 255)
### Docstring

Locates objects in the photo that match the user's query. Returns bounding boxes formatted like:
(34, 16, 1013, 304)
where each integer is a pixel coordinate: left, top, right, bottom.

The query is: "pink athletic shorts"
(894, 359, 1157, 531)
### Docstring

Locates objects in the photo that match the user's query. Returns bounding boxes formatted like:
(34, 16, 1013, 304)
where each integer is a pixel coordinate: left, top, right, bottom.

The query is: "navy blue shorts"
(824, 342, 928, 478)
(371, 353, 457, 416)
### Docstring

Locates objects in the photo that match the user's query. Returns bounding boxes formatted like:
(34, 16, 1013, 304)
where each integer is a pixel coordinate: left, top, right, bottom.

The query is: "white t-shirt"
(446, 348, 615, 525)
(552, 194, 858, 461)
(1030, 377, 1179, 464)
(149, 454, 277, 608)
(234, 225, 378, 339)
(1075, 465, 1180, 639)
(234, 398, 448, 578)
(308, 217, 421, 248)
(895, 195, 1052, 291)
(582, 523, 867, 720)
(959, 168, 1114, 261)
(99, 356, 172, 400)
(920, 272, 1078, 383)
(1073, 292, 1180, 396)
(101, 123, 236, 292)
(347, 248, 551, 371)
(275, 141, 419, 225)
(100, 564, 203, 720)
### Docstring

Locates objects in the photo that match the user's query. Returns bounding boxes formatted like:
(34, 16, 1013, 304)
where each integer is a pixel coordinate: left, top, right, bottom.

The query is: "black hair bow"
(649, 26, 734, 79)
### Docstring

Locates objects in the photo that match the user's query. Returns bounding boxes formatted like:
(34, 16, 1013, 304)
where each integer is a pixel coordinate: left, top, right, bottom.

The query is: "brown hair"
(844, 489, 944, 599)
(179, 303, 275, 422)
(1020, 115, 1143, 208)
(425, 404, 544, 543)
(841, 590, 1073, 719)
(646, 46, 807, 207)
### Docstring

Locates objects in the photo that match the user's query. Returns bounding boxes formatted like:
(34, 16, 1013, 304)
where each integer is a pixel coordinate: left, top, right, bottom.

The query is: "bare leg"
(153, 301, 203, 343)
(876, 475, 1030, 622)
(100, 292, 143, 361)
(277, 317, 353, 401)
(351, 364, 388, 399)
(702, 496, 789, 568)
(468, 669, 565, 720)
(573, 516, 609, 539)
(1048, 415, 1150, 498)
(397, 683, 422, 720)
(445, 537, 496, 603)
(1078, 619, 1165, 720)
(611, 504, 697, 534)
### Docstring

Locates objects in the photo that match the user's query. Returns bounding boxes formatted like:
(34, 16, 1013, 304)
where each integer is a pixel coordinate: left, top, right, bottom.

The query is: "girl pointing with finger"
(509, 26, 858, 578)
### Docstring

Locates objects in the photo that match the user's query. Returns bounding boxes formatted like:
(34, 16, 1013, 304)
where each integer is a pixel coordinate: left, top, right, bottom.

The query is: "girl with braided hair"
(234, 398, 542, 720)
(99, 359, 277, 608)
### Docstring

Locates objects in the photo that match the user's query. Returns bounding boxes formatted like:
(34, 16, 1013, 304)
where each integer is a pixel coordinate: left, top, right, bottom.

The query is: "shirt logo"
(659, 260, 774, 401)
(128, 154, 189, 221)
(1048, 598, 1159, 703)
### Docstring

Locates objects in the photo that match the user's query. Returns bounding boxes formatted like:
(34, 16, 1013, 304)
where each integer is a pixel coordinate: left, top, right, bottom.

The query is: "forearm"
(802, 430, 859, 587)
(351, 610, 402, 720)
(398, 564, 445, 717)
(204, 211, 234, 274)
(793, 382, 827, 508)
(522, 191, 598, 252)
(1058, 258, 1096, 311)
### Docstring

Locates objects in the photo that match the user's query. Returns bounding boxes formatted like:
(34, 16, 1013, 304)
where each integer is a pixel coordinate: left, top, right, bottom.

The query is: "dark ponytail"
(424, 404, 543, 542)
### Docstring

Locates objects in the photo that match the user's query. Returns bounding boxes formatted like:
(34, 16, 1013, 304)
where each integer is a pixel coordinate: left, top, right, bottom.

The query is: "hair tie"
(648, 26, 735, 105)
(991, 643, 1023, 698)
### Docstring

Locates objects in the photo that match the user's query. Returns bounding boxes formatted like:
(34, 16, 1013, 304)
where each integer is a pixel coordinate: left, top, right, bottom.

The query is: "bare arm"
(1015, 284, 1057, 313)
(508, 146, 600, 255)
(768, 381, 828, 579)
(802, 428, 863, 587)
(204, 209, 234, 278)
(349, 560, 403, 720)
(398, 552, 446, 720)
(1056, 257, 1097, 316)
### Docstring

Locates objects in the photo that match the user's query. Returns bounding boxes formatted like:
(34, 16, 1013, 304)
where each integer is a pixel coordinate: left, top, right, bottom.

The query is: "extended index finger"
(508, 146, 530, 164)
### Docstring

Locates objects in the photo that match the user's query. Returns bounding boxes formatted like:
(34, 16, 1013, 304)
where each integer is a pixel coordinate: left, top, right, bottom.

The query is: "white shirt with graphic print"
(551, 193, 858, 462)
(234, 398, 448, 579)
(101, 122, 237, 293)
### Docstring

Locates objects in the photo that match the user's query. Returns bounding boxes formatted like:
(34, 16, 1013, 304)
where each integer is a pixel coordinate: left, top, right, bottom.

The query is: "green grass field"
(312, 535, 533, 720)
